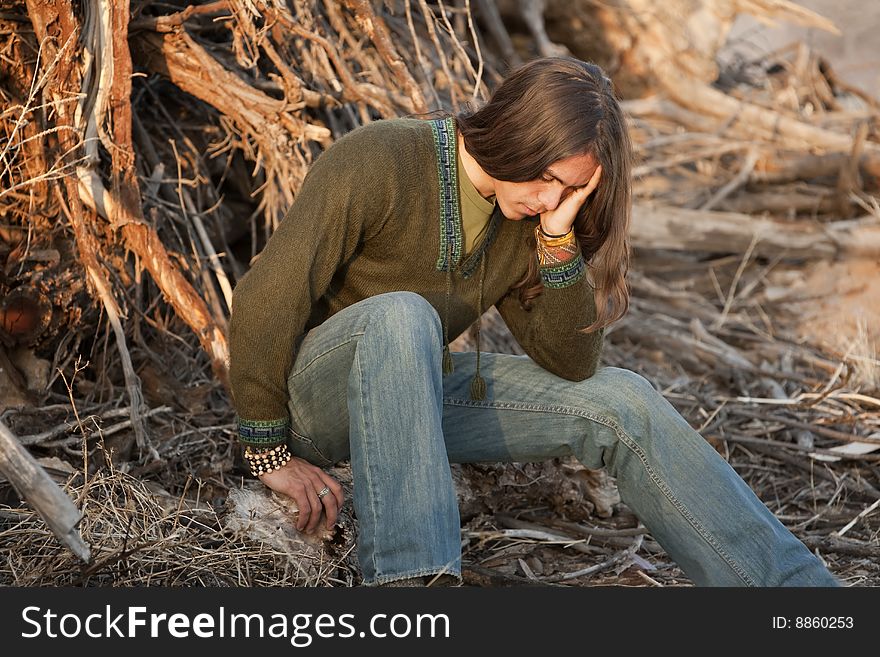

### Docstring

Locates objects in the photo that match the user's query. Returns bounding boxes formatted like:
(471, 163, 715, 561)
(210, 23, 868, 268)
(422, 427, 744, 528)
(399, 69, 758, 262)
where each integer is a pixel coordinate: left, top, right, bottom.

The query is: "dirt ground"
(774, 257, 880, 388)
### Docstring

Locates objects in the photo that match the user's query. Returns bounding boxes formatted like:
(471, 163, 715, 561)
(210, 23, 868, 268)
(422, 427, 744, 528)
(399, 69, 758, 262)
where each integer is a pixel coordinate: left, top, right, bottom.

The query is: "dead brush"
(0, 465, 359, 587)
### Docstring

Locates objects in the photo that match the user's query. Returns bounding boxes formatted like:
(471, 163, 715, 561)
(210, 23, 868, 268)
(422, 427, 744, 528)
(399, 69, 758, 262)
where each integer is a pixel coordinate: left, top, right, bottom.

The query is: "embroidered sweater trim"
(429, 116, 500, 279)
(238, 418, 288, 447)
(430, 117, 462, 272)
(540, 254, 586, 288)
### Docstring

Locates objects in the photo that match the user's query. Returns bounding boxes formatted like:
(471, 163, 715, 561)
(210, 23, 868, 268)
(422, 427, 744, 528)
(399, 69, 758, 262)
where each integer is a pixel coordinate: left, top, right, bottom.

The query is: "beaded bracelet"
(243, 444, 292, 476)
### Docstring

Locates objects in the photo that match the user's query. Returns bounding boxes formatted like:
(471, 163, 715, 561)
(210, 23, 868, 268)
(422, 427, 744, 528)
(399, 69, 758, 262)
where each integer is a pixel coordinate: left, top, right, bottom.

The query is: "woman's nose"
(537, 187, 562, 212)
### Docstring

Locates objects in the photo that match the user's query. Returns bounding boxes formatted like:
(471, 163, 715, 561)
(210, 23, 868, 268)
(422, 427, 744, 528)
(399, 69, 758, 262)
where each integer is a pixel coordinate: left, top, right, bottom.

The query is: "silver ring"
(317, 486, 331, 499)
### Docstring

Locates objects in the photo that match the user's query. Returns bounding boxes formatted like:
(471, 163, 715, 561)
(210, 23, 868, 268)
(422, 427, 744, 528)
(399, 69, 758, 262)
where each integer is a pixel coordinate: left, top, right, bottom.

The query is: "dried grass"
(0, 464, 359, 587)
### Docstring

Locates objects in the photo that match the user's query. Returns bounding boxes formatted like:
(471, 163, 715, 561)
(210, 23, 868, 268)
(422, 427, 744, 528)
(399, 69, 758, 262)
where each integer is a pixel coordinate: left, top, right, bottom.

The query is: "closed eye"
(542, 172, 583, 191)
(543, 176, 584, 200)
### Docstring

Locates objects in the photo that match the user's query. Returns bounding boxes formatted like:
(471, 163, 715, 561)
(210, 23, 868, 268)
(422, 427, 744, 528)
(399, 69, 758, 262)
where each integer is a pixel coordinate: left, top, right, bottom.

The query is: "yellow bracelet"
(535, 224, 575, 246)
(535, 225, 579, 266)
(538, 225, 573, 239)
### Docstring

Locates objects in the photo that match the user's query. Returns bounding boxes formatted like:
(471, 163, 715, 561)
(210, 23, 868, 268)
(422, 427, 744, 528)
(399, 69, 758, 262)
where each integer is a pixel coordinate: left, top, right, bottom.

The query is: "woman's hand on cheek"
(540, 165, 602, 235)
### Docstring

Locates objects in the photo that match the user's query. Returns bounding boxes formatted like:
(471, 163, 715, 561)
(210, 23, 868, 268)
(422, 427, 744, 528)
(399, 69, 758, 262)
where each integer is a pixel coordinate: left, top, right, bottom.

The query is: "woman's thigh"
(440, 351, 635, 467)
(285, 296, 379, 465)
(286, 291, 446, 465)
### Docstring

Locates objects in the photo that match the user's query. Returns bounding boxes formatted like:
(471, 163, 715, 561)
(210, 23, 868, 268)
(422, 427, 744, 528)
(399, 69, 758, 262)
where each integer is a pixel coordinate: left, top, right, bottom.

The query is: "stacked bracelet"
(243, 444, 292, 476)
(534, 224, 578, 266)
(538, 225, 573, 239)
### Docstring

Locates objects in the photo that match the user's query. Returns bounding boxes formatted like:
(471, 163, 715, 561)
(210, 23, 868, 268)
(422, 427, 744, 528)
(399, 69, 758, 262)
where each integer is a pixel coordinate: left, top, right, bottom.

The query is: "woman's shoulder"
(296, 118, 440, 214)
(325, 117, 435, 162)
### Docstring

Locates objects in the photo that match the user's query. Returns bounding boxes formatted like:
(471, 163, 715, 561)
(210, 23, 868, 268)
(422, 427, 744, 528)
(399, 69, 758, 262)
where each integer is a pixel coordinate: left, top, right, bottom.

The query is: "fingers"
(302, 472, 344, 533)
(321, 472, 345, 509)
(314, 483, 338, 531)
(258, 457, 345, 533)
(317, 472, 345, 529)
(587, 164, 602, 191)
(558, 164, 603, 211)
(305, 486, 326, 533)
(298, 476, 332, 533)
(572, 165, 602, 201)
(279, 483, 306, 531)
(291, 481, 317, 532)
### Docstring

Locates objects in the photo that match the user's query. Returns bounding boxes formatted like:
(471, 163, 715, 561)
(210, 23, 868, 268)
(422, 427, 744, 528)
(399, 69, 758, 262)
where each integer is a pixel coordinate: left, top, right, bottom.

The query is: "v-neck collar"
(429, 117, 501, 280)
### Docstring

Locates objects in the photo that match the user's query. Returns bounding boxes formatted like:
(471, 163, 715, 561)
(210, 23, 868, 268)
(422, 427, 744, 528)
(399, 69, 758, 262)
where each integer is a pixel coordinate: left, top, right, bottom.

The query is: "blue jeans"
(285, 291, 839, 586)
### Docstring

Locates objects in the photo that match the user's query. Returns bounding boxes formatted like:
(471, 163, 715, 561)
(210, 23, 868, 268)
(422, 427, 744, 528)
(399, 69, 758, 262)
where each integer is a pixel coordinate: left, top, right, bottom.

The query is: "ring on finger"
(317, 486, 331, 499)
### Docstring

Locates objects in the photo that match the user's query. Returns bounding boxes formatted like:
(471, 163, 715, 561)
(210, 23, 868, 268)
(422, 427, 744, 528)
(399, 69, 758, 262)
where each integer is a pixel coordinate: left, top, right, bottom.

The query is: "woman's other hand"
(258, 456, 345, 533)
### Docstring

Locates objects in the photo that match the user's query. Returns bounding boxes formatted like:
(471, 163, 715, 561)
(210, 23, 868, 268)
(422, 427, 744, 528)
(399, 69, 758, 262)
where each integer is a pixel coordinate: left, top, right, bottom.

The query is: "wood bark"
(25, 0, 151, 453)
(95, 7, 224, 382)
(132, 29, 332, 148)
(25, 0, 231, 391)
(576, 0, 838, 87)
(342, 0, 428, 114)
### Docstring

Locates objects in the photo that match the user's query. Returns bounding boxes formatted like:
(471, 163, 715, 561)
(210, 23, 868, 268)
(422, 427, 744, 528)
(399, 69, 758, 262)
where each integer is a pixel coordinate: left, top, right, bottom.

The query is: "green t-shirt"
(457, 150, 495, 255)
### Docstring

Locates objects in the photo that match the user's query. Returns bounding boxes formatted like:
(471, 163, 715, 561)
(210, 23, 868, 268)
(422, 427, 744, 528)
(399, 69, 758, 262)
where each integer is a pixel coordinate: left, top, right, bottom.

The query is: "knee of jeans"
(602, 367, 658, 397)
(366, 291, 443, 346)
(583, 367, 665, 432)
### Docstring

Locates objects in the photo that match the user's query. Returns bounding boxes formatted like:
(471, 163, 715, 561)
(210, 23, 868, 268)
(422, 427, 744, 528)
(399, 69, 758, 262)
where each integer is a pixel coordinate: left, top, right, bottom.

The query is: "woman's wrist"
(243, 443, 292, 476)
(534, 224, 579, 267)
(538, 224, 573, 239)
(536, 224, 576, 247)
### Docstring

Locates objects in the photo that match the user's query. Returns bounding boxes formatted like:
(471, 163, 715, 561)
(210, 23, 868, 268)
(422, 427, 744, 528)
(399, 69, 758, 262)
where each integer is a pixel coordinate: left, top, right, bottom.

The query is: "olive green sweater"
(229, 117, 603, 447)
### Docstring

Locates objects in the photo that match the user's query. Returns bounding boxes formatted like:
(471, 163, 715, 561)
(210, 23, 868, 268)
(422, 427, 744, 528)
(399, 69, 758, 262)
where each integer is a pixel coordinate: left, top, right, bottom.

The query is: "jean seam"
(287, 429, 333, 467)
(366, 565, 462, 587)
(291, 331, 367, 378)
(353, 340, 383, 579)
(442, 397, 755, 586)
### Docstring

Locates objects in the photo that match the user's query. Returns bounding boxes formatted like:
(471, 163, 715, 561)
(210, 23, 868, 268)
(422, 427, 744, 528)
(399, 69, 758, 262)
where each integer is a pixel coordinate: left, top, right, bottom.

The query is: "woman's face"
(493, 151, 599, 220)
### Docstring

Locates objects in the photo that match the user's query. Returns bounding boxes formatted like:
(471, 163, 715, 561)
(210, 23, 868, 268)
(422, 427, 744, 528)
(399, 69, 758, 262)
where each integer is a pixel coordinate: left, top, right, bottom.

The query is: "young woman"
(228, 57, 839, 587)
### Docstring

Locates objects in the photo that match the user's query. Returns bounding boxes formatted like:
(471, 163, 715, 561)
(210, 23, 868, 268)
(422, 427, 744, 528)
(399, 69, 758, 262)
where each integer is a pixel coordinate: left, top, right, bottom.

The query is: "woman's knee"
(363, 291, 443, 347)
(573, 367, 669, 431)
(597, 367, 659, 401)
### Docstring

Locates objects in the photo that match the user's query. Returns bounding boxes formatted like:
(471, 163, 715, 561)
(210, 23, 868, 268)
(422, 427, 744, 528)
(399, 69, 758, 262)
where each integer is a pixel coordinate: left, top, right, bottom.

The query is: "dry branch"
(0, 419, 89, 561)
(586, 0, 839, 87)
(23, 0, 150, 455)
(656, 63, 880, 176)
(24, 0, 231, 395)
(342, 0, 428, 114)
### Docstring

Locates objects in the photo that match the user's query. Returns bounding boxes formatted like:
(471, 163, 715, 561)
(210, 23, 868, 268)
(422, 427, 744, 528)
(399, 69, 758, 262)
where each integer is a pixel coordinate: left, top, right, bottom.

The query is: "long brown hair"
(455, 57, 632, 332)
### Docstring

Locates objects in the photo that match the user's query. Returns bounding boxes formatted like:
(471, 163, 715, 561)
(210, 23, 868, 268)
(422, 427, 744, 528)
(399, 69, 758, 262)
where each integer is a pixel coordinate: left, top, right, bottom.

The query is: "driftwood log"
(0, 420, 89, 561)
(631, 205, 880, 259)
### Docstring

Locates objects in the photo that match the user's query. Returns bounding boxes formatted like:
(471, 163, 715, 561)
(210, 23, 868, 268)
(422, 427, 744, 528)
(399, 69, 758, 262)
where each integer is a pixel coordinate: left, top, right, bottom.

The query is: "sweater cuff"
(238, 417, 289, 448)
(539, 255, 586, 288)
(534, 224, 585, 288)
